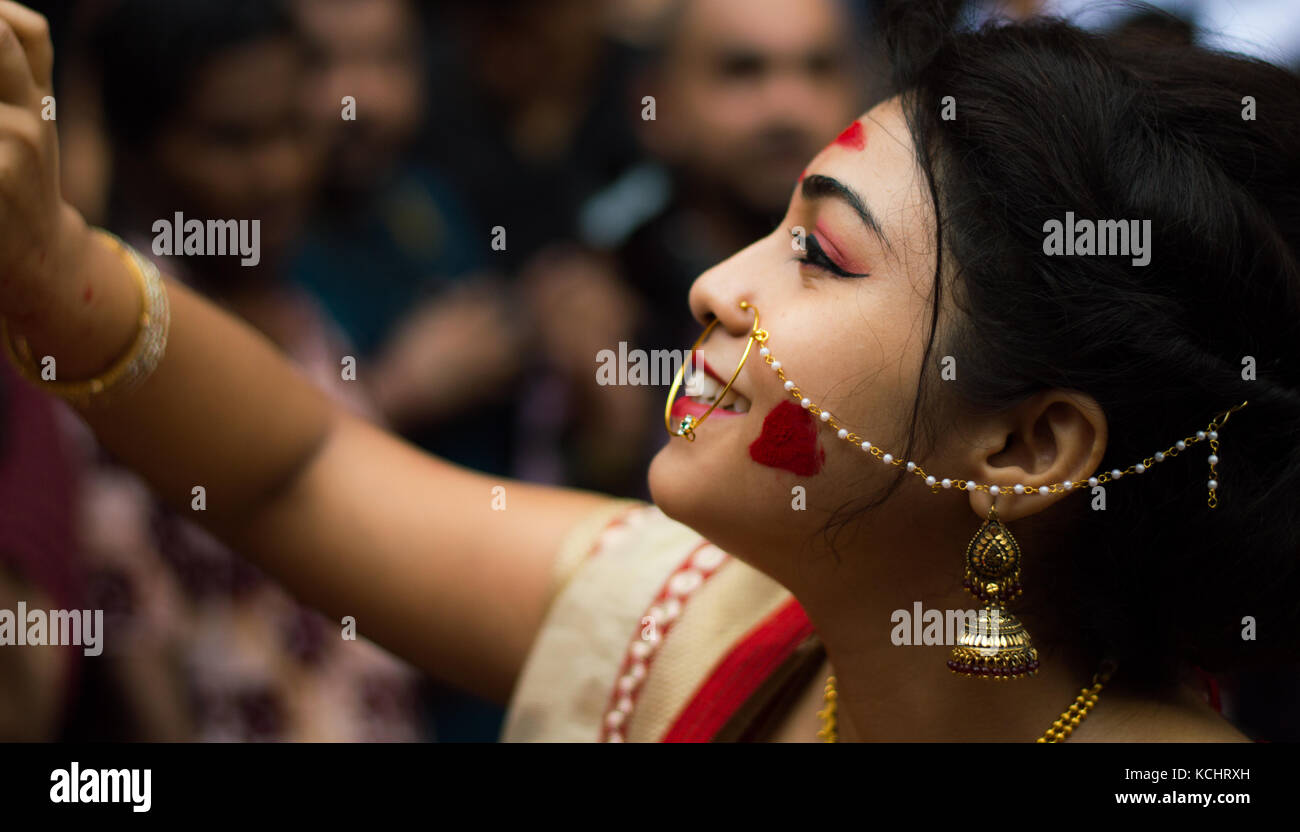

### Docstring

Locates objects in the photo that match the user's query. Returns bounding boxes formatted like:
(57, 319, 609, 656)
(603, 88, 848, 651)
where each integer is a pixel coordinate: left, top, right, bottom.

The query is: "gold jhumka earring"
(948, 498, 1038, 678)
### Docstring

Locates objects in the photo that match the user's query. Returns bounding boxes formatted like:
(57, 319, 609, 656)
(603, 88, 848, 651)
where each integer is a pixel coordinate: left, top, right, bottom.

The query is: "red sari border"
(661, 597, 814, 742)
(597, 540, 730, 742)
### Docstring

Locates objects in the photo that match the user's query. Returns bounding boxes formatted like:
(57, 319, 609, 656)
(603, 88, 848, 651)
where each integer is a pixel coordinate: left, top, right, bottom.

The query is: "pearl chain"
(754, 343, 1247, 509)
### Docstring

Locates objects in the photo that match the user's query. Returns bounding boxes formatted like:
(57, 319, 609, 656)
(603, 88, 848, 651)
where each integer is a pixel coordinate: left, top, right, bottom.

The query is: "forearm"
(15, 223, 336, 530)
(0, 1, 616, 700)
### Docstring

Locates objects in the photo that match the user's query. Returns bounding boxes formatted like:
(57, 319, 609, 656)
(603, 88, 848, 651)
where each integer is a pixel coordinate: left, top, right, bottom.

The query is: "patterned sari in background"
(58, 261, 425, 742)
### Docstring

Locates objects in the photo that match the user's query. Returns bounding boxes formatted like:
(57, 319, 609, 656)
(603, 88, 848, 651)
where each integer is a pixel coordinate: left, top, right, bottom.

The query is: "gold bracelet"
(0, 229, 170, 408)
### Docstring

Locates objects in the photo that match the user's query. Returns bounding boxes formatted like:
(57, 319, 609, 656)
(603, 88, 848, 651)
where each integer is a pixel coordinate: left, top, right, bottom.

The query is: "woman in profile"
(0, 1, 1296, 741)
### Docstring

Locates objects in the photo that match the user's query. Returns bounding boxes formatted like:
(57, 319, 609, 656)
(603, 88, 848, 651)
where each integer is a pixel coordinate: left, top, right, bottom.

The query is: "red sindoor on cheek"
(749, 400, 826, 476)
(832, 121, 866, 152)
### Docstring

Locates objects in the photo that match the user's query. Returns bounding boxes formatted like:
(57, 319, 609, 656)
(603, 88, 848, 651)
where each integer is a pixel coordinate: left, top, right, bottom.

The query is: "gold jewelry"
(949, 499, 1039, 678)
(668, 310, 1245, 685)
(752, 326, 1247, 509)
(816, 675, 838, 742)
(664, 300, 767, 441)
(749, 324, 1245, 679)
(819, 662, 1116, 742)
(0, 229, 169, 408)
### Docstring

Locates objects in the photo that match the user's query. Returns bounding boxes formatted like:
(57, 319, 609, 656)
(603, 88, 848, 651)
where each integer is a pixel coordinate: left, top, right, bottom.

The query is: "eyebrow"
(800, 174, 893, 254)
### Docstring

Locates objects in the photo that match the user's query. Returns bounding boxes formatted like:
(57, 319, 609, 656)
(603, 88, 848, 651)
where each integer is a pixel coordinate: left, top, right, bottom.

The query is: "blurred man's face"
(652, 0, 860, 214)
(295, 0, 424, 186)
(465, 0, 607, 104)
(153, 38, 319, 265)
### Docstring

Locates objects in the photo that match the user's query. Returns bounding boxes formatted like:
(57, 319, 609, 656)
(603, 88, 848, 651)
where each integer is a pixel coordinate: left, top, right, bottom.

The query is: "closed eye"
(796, 234, 870, 278)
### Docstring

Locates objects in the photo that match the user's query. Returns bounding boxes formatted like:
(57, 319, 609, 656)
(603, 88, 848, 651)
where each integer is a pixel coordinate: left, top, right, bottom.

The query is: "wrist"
(16, 213, 142, 381)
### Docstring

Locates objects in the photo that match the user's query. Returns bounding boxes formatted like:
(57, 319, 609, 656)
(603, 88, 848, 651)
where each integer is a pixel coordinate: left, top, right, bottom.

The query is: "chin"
(647, 444, 752, 557)
(647, 441, 690, 523)
(648, 443, 716, 535)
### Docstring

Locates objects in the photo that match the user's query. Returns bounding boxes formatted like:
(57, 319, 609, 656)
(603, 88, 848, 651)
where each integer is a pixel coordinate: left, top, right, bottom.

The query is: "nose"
(760, 68, 819, 122)
(687, 242, 765, 339)
(254, 135, 310, 196)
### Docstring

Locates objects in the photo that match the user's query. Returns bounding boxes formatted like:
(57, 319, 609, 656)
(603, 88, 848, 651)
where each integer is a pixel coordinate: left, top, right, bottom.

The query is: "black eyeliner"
(800, 234, 870, 278)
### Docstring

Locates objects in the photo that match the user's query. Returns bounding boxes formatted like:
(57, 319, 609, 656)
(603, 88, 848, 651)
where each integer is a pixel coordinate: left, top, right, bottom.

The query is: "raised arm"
(0, 2, 616, 704)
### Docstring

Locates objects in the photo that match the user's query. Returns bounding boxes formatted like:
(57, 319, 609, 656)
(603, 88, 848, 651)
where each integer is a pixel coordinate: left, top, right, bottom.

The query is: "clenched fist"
(0, 2, 136, 379)
(0, 3, 81, 323)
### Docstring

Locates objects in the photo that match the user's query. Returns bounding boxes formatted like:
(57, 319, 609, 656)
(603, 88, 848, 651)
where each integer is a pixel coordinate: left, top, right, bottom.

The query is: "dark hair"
(833, 3, 1300, 689)
(93, 0, 298, 150)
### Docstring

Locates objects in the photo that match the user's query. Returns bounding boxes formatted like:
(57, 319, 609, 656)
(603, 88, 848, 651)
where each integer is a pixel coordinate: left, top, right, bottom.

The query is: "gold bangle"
(0, 229, 170, 408)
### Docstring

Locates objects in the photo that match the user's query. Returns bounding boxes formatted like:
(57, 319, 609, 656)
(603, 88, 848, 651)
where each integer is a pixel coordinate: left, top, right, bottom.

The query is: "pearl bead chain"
(756, 341, 1248, 509)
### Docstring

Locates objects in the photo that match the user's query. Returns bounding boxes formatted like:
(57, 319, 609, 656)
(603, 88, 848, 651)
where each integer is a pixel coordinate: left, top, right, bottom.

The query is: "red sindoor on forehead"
(832, 120, 866, 152)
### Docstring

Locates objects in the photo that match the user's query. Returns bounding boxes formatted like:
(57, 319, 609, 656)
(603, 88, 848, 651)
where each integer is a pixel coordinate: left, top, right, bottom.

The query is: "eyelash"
(797, 235, 870, 279)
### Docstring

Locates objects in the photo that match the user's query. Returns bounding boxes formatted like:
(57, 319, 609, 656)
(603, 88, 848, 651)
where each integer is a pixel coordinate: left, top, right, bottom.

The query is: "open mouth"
(683, 354, 751, 414)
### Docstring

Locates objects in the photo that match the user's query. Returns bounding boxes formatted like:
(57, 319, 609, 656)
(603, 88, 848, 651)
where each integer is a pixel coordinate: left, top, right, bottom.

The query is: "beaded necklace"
(816, 664, 1115, 743)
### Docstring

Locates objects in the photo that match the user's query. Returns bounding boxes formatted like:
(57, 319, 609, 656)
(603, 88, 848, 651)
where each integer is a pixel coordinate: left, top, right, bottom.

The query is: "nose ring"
(664, 301, 767, 441)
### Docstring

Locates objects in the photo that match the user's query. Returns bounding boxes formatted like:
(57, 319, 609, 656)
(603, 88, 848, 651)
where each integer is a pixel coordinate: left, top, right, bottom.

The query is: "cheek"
(748, 400, 826, 476)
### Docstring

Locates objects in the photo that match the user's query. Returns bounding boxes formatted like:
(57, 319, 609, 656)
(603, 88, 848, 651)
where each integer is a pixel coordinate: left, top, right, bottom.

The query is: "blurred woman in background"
(45, 0, 427, 741)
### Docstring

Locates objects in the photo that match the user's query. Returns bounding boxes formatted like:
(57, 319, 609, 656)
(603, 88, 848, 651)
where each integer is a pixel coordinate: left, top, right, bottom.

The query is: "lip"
(671, 349, 750, 424)
(671, 394, 731, 425)
(691, 349, 750, 399)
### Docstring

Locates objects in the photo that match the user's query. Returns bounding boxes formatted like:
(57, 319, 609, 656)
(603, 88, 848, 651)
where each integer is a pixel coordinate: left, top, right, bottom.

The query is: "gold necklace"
(817, 664, 1115, 742)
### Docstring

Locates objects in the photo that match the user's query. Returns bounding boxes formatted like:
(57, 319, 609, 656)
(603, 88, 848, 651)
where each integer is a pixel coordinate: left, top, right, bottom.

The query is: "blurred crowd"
(1, 0, 1297, 742)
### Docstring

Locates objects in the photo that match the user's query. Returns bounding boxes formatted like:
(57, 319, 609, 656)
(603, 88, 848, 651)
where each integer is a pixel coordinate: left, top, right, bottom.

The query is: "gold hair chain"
(668, 301, 1246, 508)
(751, 322, 1247, 509)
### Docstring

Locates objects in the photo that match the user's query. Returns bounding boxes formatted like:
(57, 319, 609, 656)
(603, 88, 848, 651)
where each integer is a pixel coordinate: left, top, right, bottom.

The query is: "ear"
(964, 390, 1108, 522)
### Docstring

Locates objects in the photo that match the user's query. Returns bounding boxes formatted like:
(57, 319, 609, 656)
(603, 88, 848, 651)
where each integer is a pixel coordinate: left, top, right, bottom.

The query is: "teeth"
(685, 366, 722, 401)
(684, 364, 750, 413)
(725, 394, 751, 413)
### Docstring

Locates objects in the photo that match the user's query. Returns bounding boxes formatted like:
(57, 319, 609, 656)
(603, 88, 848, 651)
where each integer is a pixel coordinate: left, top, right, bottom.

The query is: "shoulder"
(501, 501, 706, 741)
(1074, 684, 1252, 742)
(542, 501, 692, 609)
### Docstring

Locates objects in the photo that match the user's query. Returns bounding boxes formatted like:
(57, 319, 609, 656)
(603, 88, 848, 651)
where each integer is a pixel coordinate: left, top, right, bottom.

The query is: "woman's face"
(153, 38, 321, 267)
(649, 96, 961, 573)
